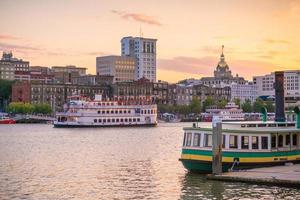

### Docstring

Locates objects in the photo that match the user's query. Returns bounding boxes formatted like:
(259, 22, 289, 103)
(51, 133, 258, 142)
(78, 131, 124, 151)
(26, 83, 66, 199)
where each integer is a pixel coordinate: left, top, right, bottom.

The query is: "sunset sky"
(0, 0, 299, 82)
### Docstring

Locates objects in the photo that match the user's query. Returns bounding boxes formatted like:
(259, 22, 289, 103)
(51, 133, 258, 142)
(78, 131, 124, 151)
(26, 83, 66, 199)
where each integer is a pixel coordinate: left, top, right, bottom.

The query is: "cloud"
(111, 10, 162, 26)
(86, 51, 107, 56)
(0, 42, 43, 51)
(0, 34, 22, 41)
(158, 56, 275, 81)
(264, 39, 290, 44)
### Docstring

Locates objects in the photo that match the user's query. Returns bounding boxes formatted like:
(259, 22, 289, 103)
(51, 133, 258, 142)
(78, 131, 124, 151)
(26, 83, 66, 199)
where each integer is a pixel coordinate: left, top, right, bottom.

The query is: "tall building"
(230, 82, 258, 103)
(51, 65, 86, 84)
(121, 36, 157, 82)
(96, 55, 135, 83)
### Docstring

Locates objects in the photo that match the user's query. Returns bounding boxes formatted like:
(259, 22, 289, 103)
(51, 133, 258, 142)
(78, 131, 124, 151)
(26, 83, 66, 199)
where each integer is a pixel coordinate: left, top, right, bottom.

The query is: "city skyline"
(1, 0, 300, 83)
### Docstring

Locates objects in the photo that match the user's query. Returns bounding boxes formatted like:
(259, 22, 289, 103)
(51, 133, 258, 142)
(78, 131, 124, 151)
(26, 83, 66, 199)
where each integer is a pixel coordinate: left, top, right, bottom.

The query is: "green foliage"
(233, 98, 241, 108)
(202, 96, 215, 111)
(0, 79, 14, 100)
(6, 102, 52, 114)
(265, 101, 275, 113)
(253, 98, 265, 113)
(241, 99, 252, 113)
(189, 97, 201, 114)
(216, 99, 228, 108)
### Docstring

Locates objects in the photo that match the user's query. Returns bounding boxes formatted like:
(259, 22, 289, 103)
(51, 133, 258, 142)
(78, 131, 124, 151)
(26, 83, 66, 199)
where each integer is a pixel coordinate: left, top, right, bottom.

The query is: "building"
(96, 56, 135, 83)
(52, 65, 86, 84)
(12, 82, 111, 112)
(200, 46, 246, 87)
(121, 36, 157, 82)
(72, 75, 114, 86)
(153, 80, 169, 104)
(230, 82, 258, 103)
(0, 52, 29, 80)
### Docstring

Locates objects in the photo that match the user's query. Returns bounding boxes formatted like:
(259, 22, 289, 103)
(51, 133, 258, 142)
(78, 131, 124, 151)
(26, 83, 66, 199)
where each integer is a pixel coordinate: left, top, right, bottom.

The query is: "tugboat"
(54, 94, 157, 128)
(179, 72, 300, 173)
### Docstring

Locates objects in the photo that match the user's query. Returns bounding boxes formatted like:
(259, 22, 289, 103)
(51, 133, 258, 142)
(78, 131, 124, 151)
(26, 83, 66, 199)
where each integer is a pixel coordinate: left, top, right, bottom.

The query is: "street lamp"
(196, 117, 199, 127)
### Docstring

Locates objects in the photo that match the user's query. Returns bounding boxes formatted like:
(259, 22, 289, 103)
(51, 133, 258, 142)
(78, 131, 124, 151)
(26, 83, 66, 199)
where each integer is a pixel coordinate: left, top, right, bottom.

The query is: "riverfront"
(0, 123, 299, 199)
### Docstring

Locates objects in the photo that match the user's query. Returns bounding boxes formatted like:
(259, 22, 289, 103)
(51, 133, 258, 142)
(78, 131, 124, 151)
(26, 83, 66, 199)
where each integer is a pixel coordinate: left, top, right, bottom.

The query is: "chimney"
(274, 71, 285, 122)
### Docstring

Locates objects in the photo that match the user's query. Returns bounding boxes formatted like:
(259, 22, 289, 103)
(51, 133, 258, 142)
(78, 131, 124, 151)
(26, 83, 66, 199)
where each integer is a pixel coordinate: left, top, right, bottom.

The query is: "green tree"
(241, 99, 252, 113)
(253, 98, 265, 113)
(189, 97, 201, 113)
(217, 99, 228, 108)
(265, 101, 275, 113)
(202, 96, 215, 111)
(233, 98, 241, 108)
(0, 79, 14, 111)
(6, 102, 34, 114)
(33, 103, 52, 114)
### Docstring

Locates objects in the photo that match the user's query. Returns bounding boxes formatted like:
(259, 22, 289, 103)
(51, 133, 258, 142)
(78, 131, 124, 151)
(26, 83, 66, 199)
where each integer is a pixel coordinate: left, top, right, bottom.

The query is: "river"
(0, 123, 299, 199)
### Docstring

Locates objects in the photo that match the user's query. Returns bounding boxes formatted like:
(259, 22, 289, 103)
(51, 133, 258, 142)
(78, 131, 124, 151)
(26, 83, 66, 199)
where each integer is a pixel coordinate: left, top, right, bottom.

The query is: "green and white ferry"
(179, 120, 300, 173)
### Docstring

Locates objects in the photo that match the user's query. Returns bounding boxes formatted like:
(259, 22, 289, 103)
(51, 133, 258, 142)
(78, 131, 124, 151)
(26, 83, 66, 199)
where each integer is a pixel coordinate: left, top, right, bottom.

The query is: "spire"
(220, 45, 225, 61)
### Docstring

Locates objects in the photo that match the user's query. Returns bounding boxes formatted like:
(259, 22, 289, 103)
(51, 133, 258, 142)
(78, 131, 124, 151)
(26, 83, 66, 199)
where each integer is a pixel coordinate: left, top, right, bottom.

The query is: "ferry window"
(106, 110, 109, 114)
(112, 119, 115, 123)
(120, 110, 122, 114)
(116, 119, 119, 122)
(261, 136, 268, 149)
(278, 135, 283, 147)
(285, 135, 290, 145)
(258, 124, 267, 127)
(94, 119, 97, 123)
(252, 136, 259, 149)
(97, 111, 100, 114)
(151, 110, 153, 114)
(229, 135, 238, 149)
(125, 118, 128, 122)
(110, 110, 113, 114)
(103, 119, 106, 123)
(124, 110, 127, 114)
(271, 135, 276, 148)
(107, 119, 111, 123)
(193, 133, 201, 147)
(128, 110, 131, 114)
(186, 133, 192, 146)
(102, 110, 105, 114)
(183, 133, 187, 146)
(222, 135, 226, 148)
(204, 134, 212, 147)
(106, 103, 109, 106)
(98, 119, 102, 123)
(293, 134, 298, 146)
(111, 103, 113, 106)
(137, 118, 140, 122)
(129, 118, 132, 122)
(115, 110, 118, 114)
(148, 110, 150, 114)
(133, 118, 136, 122)
(141, 110, 143, 114)
(247, 124, 256, 128)
(120, 118, 123, 122)
(241, 124, 246, 128)
(241, 136, 249, 149)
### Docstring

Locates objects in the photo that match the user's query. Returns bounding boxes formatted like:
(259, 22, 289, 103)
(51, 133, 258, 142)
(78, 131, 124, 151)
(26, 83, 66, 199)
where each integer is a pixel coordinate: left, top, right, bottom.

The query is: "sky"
(0, 0, 299, 83)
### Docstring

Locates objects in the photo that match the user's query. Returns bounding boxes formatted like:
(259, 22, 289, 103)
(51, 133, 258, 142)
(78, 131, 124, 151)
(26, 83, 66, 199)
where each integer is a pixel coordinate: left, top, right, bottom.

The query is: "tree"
(6, 102, 34, 114)
(233, 98, 241, 108)
(217, 99, 228, 108)
(189, 97, 201, 113)
(265, 101, 275, 113)
(202, 96, 215, 111)
(253, 98, 265, 113)
(241, 99, 252, 113)
(33, 103, 52, 114)
(0, 79, 14, 111)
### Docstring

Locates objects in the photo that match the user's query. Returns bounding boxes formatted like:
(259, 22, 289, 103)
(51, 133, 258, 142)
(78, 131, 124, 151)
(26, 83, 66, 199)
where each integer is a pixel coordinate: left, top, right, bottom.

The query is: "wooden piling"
(212, 121, 222, 175)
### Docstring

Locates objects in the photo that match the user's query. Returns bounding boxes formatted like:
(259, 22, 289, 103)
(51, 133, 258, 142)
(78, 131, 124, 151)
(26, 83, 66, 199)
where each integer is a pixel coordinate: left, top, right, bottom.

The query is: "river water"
(0, 123, 299, 200)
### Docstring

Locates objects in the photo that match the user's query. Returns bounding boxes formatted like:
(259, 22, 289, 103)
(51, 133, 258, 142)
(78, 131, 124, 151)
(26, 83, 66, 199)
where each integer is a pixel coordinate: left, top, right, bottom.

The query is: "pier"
(207, 164, 300, 188)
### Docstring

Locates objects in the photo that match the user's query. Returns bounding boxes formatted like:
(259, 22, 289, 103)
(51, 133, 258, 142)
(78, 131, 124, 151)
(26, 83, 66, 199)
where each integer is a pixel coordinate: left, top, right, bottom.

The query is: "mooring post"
(212, 119, 222, 175)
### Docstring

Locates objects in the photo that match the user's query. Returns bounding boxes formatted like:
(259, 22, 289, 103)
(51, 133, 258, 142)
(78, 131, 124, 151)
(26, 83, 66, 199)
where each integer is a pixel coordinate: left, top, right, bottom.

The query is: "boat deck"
(207, 164, 300, 188)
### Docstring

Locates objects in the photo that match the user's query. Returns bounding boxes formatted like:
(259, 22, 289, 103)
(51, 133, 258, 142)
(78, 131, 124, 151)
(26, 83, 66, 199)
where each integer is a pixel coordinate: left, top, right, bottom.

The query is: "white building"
(96, 55, 135, 83)
(253, 70, 300, 97)
(121, 36, 157, 82)
(230, 82, 258, 103)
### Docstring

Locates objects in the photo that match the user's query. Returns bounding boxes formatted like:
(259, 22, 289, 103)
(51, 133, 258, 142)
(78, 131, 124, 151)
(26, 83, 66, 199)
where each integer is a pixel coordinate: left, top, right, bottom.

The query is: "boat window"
(193, 133, 201, 147)
(112, 119, 115, 123)
(115, 110, 118, 114)
(268, 124, 276, 127)
(183, 133, 187, 146)
(293, 134, 298, 146)
(120, 118, 123, 122)
(241, 124, 246, 128)
(98, 119, 102, 123)
(262, 136, 268, 149)
(107, 119, 111, 123)
(116, 119, 119, 122)
(103, 119, 106, 123)
(229, 135, 238, 149)
(204, 134, 212, 147)
(124, 110, 127, 114)
(222, 135, 226, 148)
(137, 118, 140, 122)
(133, 118, 136, 122)
(102, 110, 105, 114)
(241, 136, 249, 149)
(148, 110, 150, 114)
(271, 135, 276, 148)
(285, 134, 290, 146)
(129, 118, 132, 122)
(278, 124, 286, 127)
(120, 110, 122, 114)
(278, 135, 283, 147)
(97, 111, 100, 114)
(128, 110, 131, 114)
(151, 110, 153, 114)
(141, 110, 143, 114)
(106, 110, 109, 114)
(287, 123, 295, 127)
(247, 124, 256, 128)
(186, 133, 192, 146)
(125, 118, 128, 122)
(258, 124, 267, 127)
(111, 110, 114, 114)
(111, 102, 113, 106)
(252, 136, 259, 149)
(94, 119, 97, 123)
(106, 103, 109, 106)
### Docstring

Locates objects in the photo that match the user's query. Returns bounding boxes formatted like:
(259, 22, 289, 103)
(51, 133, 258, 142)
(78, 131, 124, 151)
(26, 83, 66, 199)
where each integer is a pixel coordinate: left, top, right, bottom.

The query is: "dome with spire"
(214, 45, 233, 79)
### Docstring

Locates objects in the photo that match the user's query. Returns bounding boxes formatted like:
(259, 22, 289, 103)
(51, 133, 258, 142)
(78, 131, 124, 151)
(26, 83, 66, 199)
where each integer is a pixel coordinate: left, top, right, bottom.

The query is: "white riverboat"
(54, 95, 157, 127)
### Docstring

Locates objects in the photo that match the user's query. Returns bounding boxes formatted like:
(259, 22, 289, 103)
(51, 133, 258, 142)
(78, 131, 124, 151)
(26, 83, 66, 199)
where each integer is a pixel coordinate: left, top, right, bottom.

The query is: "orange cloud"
(0, 34, 21, 41)
(111, 10, 162, 26)
(264, 39, 290, 44)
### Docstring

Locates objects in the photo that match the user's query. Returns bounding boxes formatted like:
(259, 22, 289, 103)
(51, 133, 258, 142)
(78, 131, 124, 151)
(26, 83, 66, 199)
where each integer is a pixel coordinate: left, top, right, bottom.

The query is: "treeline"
(6, 102, 52, 114)
(158, 96, 275, 114)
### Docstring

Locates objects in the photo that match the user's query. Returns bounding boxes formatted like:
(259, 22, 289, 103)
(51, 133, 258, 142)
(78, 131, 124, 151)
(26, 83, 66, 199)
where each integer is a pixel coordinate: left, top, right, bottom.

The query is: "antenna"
(222, 45, 224, 54)
(139, 25, 143, 38)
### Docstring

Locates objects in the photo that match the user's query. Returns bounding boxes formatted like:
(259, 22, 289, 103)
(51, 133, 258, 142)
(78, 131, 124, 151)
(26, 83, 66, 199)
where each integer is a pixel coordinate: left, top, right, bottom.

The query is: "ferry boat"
(0, 115, 16, 124)
(54, 95, 157, 128)
(179, 120, 300, 173)
(202, 102, 245, 122)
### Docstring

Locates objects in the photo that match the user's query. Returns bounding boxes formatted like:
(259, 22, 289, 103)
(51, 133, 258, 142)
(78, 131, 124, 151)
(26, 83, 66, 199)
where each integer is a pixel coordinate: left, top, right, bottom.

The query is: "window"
(278, 135, 283, 147)
(252, 136, 259, 149)
(285, 135, 291, 145)
(97, 111, 100, 114)
(106, 110, 109, 114)
(271, 135, 276, 148)
(229, 135, 238, 148)
(107, 119, 111, 123)
(120, 110, 122, 114)
(133, 118, 136, 122)
(112, 119, 115, 123)
(116, 119, 119, 122)
(124, 110, 127, 114)
(241, 136, 249, 149)
(186, 133, 192, 146)
(98, 119, 102, 123)
(262, 136, 268, 149)
(293, 134, 298, 146)
(137, 118, 140, 122)
(183, 133, 187, 146)
(102, 110, 105, 114)
(111, 110, 114, 114)
(94, 119, 97, 123)
(103, 119, 106, 123)
(125, 118, 128, 122)
(120, 118, 123, 122)
(204, 134, 212, 147)
(128, 110, 131, 114)
(193, 133, 201, 147)
(222, 135, 226, 148)
(129, 118, 132, 122)
(115, 110, 118, 114)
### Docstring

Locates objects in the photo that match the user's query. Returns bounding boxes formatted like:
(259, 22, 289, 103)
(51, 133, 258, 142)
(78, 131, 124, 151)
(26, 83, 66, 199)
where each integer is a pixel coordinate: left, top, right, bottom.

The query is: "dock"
(207, 164, 300, 188)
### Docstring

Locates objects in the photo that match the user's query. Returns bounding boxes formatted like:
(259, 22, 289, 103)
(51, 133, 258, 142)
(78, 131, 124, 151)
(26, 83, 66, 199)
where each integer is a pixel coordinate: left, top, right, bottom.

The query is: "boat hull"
(180, 148, 300, 173)
(0, 119, 16, 124)
(53, 123, 157, 128)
